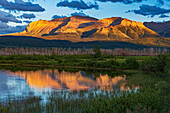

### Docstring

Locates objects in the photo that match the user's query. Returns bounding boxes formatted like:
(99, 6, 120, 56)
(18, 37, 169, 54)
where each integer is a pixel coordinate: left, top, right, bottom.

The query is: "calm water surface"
(0, 69, 137, 101)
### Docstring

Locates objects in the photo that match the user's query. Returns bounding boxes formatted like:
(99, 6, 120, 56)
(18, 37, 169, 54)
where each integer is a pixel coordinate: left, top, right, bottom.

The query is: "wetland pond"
(0, 68, 139, 102)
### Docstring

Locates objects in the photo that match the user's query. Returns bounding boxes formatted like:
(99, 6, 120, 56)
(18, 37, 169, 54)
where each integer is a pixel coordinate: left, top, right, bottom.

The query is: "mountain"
(2, 16, 170, 47)
(144, 21, 170, 38)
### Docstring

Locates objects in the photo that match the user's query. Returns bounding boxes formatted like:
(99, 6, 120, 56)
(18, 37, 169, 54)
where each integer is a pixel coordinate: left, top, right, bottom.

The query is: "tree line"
(0, 47, 169, 56)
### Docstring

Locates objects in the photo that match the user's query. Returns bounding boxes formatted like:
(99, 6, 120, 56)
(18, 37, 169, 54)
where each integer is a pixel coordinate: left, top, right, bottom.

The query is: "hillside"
(0, 36, 170, 50)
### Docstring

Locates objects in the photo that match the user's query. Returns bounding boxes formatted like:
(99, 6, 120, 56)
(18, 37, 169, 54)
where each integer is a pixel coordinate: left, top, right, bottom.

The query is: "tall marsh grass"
(0, 80, 169, 113)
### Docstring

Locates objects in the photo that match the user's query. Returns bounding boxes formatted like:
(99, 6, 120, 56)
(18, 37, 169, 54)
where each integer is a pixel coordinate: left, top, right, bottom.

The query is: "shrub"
(124, 57, 139, 69)
(141, 54, 168, 76)
(108, 60, 120, 68)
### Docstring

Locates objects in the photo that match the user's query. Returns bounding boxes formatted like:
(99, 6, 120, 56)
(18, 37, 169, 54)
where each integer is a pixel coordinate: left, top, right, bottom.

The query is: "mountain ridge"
(144, 21, 170, 38)
(3, 16, 170, 47)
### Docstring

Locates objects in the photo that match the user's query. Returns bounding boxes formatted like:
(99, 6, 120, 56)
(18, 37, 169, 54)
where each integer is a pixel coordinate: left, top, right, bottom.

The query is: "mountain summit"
(4, 16, 170, 47)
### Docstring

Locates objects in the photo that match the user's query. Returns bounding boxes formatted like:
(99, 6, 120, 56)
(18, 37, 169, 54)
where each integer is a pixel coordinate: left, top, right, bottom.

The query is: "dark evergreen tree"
(93, 45, 101, 58)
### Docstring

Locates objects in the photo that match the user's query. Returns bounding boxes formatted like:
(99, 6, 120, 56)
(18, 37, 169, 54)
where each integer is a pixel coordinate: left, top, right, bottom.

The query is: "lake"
(0, 69, 139, 102)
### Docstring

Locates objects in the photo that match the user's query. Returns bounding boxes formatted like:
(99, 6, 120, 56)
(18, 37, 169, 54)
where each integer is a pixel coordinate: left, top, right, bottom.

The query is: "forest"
(0, 47, 169, 56)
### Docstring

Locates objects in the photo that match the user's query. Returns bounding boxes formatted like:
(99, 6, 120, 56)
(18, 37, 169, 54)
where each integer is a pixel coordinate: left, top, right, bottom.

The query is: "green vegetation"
(46, 77, 169, 113)
(0, 96, 43, 113)
(122, 57, 139, 70)
(0, 53, 169, 73)
(93, 45, 101, 58)
(141, 54, 169, 76)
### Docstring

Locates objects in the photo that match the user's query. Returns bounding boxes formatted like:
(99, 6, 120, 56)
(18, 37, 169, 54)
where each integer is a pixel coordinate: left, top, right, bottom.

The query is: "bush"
(108, 60, 120, 68)
(124, 57, 139, 69)
(141, 54, 169, 76)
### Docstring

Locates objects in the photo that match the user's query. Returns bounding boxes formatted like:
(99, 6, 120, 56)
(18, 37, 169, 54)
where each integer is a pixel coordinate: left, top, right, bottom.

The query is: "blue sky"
(0, 0, 169, 34)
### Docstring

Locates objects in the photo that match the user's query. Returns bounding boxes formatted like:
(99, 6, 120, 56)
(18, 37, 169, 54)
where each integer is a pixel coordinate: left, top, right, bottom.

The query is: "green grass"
(0, 54, 169, 77)
(0, 54, 169, 74)
(0, 54, 149, 69)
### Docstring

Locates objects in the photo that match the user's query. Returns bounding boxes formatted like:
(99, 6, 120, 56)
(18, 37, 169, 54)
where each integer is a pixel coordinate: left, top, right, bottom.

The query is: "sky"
(0, 0, 169, 34)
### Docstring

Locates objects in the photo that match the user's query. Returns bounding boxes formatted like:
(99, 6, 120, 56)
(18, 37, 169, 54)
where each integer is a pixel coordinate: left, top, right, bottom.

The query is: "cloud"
(71, 12, 89, 17)
(0, 21, 8, 28)
(23, 20, 32, 23)
(126, 4, 170, 17)
(20, 13, 36, 19)
(0, 0, 45, 12)
(0, 11, 21, 23)
(56, 0, 99, 10)
(0, 22, 26, 34)
(159, 14, 169, 18)
(52, 12, 89, 19)
(157, 0, 170, 5)
(157, 0, 164, 5)
(52, 15, 67, 19)
(97, 0, 143, 4)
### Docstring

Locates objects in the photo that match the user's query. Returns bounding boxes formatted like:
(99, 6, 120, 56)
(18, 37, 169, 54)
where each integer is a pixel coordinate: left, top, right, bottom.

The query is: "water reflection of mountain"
(5, 70, 133, 91)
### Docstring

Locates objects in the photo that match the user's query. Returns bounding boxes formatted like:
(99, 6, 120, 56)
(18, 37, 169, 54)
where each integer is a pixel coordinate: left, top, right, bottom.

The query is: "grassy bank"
(0, 54, 165, 67)
(0, 54, 169, 74)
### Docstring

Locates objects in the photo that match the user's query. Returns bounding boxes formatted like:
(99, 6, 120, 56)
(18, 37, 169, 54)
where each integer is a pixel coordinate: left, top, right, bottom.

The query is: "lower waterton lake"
(0, 69, 139, 102)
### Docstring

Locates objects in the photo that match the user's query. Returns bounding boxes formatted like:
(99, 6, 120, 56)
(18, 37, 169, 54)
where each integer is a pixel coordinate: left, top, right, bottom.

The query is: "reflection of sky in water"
(0, 69, 138, 101)
(0, 71, 52, 102)
(0, 71, 30, 100)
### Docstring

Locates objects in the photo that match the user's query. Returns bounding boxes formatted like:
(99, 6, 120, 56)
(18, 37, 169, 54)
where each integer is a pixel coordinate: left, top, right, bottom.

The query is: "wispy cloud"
(126, 4, 170, 17)
(70, 12, 89, 17)
(0, 11, 21, 23)
(159, 14, 169, 18)
(23, 20, 32, 24)
(56, 0, 99, 10)
(52, 15, 67, 19)
(97, 0, 143, 4)
(20, 13, 36, 19)
(0, 0, 45, 12)
(0, 23, 26, 34)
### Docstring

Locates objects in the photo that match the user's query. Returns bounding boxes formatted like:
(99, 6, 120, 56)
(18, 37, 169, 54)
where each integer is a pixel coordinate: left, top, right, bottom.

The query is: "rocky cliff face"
(144, 21, 170, 38)
(13, 16, 159, 42)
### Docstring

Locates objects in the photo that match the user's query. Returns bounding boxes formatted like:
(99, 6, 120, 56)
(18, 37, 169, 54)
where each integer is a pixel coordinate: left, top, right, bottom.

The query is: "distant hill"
(0, 36, 169, 50)
(144, 21, 170, 38)
(2, 16, 170, 47)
